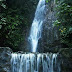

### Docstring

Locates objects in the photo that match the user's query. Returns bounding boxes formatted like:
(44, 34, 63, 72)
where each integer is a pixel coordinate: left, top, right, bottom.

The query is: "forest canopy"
(0, 0, 72, 51)
(0, 0, 38, 51)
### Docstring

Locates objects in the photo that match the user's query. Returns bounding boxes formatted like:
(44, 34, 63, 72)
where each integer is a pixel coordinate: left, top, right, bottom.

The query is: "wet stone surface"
(0, 47, 12, 72)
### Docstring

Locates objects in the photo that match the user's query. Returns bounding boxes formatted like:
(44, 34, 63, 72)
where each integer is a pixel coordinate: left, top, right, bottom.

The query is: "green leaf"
(69, 27, 72, 32)
(1, 3, 6, 9)
(0, 25, 2, 29)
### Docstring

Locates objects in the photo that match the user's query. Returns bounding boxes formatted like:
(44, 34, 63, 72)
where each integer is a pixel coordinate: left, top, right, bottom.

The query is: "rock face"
(0, 47, 12, 72)
(38, 0, 61, 52)
(60, 48, 72, 72)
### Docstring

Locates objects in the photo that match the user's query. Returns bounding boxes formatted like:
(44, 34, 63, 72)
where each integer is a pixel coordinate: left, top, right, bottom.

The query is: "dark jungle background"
(0, 0, 72, 52)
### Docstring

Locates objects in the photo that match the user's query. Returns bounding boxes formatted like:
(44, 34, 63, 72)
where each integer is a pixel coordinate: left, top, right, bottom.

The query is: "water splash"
(28, 0, 45, 52)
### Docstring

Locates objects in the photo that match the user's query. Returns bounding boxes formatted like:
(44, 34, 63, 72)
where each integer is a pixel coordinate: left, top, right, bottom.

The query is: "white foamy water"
(11, 53, 60, 72)
(28, 0, 45, 52)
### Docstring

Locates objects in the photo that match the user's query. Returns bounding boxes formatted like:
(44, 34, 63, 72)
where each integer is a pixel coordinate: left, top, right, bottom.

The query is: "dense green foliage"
(0, 0, 23, 51)
(46, 0, 51, 3)
(0, 0, 38, 51)
(54, 0, 72, 47)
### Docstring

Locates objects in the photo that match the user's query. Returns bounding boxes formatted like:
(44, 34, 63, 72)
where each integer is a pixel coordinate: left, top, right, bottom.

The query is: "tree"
(54, 0, 72, 47)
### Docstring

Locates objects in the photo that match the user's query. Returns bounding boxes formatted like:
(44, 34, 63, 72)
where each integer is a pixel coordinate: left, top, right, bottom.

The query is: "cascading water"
(11, 0, 61, 72)
(11, 53, 60, 72)
(28, 0, 45, 52)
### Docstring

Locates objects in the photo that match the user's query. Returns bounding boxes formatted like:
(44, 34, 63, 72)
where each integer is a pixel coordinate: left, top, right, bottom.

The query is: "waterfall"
(11, 0, 61, 72)
(11, 53, 60, 72)
(28, 0, 45, 52)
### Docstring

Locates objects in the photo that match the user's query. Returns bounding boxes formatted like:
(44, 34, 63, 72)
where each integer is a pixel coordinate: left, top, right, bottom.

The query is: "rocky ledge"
(0, 47, 72, 72)
(60, 48, 72, 72)
(0, 47, 12, 72)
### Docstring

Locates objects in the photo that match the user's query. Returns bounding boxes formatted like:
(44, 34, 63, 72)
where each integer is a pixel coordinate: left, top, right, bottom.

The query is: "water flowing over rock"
(10, 0, 61, 72)
(28, 0, 46, 52)
(11, 53, 61, 72)
(0, 0, 72, 72)
(0, 47, 72, 72)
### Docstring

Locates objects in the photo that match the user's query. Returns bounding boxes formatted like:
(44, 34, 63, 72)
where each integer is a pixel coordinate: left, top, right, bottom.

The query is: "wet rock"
(59, 48, 72, 72)
(0, 47, 12, 72)
(38, 0, 61, 52)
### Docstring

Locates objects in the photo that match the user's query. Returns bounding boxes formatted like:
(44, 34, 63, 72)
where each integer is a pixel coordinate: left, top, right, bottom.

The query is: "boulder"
(59, 48, 72, 72)
(0, 47, 12, 72)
